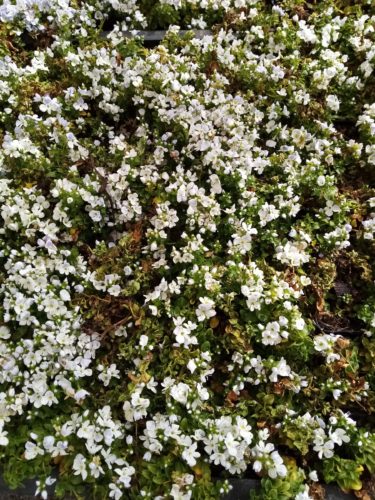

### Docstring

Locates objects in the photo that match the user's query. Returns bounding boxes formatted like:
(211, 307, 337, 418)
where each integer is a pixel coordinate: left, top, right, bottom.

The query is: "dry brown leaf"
(210, 317, 220, 329)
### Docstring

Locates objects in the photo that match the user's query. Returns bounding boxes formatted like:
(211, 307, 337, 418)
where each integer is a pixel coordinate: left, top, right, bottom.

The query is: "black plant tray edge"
(224, 479, 356, 499)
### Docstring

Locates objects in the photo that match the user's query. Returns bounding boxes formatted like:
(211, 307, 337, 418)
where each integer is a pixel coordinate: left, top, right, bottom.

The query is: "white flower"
(294, 318, 305, 330)
(332, 389, 342, 400)
(275, 241, 310, 267)
(309, 470, 318, 482)
(329, 428, 350, 446)
(109, 483, 123, 500)
(324, 200, 340, 217)
(108, 284, 121, 296)
(209, 174, 222, 194)
(229, 223, 258, 254)
(224, 432, 239, 457)
(0, 421, 8, 446)
(98, 363, 120, 386)
(235, 417, 253, 444)
(313, 429, 334, 459)
(317, 175, 326, 186)
(89, 210, 102, 222)
(326, 94, 340, 112)
(73, 454, 87, 480)
(314, 337, 329, 352)
(313, 334, 341, 363)
(42, 436, 55, 451)
(0, 326, 10, 339)
(187, 359, 197, 373)
(25, 441, 44, 460)
(182, 442, 200, 467)
(315, 439, 334, 458)
(196, 383, 209, 401)
(295, 485, 312, 500)
(115, 465, 135, 488)
(269, 358, 291, 382)
(123, 390, 150, 421)
(89, 460, 104, 478)
(297, 21, 317, 43)
(139, 335, 149, 348)
(268, 451, 287, 478)
(59, 289, 71, 302)
(172, 317, 198, 347)
(170, 383, 190, 405)
(258, 203, 280, 227)
(195, 297, 216, 322)
(261, 321, 287, 345)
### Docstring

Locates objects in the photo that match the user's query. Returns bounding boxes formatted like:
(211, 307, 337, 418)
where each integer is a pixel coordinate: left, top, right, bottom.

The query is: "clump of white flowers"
(0, 1, 374, 499)
(313, 334, 341, 363)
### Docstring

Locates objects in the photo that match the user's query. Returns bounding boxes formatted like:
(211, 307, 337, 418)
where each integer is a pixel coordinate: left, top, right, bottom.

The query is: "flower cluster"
(0, 1, 374, 499)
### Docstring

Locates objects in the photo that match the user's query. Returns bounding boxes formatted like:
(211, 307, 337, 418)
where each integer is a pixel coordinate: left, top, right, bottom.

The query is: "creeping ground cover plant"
(0, 0, 375, 498)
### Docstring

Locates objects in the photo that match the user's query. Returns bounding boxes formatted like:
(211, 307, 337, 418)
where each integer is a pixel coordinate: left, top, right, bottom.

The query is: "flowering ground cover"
(0, 0, 374, 499)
